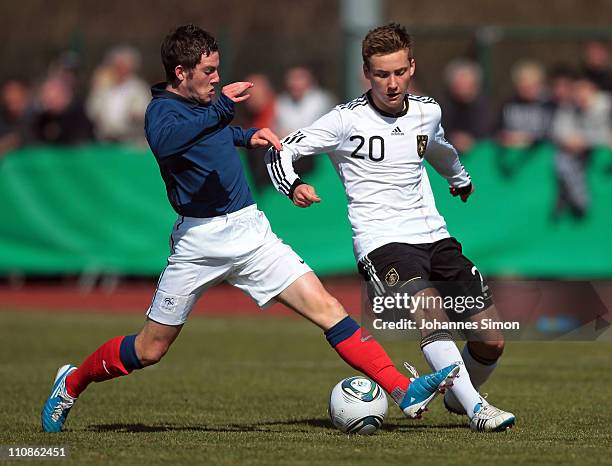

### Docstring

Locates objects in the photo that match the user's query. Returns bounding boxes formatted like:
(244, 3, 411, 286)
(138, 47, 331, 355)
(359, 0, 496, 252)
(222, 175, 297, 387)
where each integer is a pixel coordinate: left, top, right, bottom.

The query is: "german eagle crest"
(416, 135, 428, 158)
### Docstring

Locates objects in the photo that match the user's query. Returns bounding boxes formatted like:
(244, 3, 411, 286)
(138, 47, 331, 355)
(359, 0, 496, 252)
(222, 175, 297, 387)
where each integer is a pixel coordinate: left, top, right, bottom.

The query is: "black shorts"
(358, 238, 493, 318)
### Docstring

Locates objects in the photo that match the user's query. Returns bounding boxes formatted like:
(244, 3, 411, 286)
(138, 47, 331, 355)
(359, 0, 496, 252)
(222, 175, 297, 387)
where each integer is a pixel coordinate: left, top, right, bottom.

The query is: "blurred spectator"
(358, 71, 371, 94)
(439, 59, 491, 155)
(46, 51, 83, 98)
(497, 60, 553, 149)
(548, 64, 577, 110)
(244, 73, 277, 189)
(245, 73, 277, 129)
(86, 46, 150, 145)
(0, 79, 35, 156)
(550, 75, 611, 219)
(34, 75, 94, 145)
(407, 76, 424, 96)
(275, 66, 335, 176)
(275, 66, 335, 136)
(581, 40, 612, 92)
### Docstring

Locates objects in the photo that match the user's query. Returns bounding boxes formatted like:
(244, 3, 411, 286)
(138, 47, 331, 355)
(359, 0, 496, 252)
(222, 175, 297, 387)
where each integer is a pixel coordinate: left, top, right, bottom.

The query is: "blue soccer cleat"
(41, 364, 78, 433)
(400, 363, 460, 419)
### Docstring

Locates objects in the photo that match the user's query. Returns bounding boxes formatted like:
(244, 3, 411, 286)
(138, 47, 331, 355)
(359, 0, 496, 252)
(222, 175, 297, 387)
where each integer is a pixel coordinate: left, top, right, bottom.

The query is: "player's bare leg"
(465, 303, 505, 360)
(274, 272, 346, 330)
(465, 304, 505, 386)
(275, 272, 459, 419)
(135, 320, 183, 366)
(41, 319, 182, 432)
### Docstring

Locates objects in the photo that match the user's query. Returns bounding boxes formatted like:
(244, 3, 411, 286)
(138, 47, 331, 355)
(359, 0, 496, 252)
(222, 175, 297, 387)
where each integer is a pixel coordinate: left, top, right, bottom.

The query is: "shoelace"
(477, 403, 504, 419)
(51, 391, 74, 422)
(403, 361, 420, 380)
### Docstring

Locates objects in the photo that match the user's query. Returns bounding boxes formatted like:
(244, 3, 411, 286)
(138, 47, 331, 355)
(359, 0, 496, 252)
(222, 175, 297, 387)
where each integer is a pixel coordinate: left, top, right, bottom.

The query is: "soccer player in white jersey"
(266, 23, 515, 432)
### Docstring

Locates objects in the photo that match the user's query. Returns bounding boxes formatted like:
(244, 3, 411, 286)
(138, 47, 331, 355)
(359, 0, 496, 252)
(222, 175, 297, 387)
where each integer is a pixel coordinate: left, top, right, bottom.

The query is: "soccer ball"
(328, 376, 388, 434)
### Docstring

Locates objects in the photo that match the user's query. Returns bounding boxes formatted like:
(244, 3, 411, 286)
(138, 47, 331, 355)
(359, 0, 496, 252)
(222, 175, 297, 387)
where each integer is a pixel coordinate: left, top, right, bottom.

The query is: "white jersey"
(265, 92, 471, 262)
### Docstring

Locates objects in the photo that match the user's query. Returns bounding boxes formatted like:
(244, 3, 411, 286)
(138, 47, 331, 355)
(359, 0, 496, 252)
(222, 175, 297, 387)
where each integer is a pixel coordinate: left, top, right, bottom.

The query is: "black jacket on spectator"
(497, 95, 555, 143)
(582, 66, 612, 93)
(439, 93, 492, 139)
(0, 107, 36, 147)
(34, 100, 94, 145)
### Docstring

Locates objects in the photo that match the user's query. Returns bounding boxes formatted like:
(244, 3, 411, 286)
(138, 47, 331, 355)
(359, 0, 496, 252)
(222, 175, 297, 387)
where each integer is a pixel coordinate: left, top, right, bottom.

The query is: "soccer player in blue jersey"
(41, 24, 459, 433)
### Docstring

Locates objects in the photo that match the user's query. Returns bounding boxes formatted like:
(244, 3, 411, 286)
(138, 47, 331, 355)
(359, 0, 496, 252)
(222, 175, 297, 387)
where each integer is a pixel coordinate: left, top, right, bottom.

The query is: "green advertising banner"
(0, 143, 610, 277)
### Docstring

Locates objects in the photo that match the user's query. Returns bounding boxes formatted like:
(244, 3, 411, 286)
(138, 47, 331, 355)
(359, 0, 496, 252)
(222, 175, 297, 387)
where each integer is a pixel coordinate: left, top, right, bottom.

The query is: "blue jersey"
(145, 83, 257, 218)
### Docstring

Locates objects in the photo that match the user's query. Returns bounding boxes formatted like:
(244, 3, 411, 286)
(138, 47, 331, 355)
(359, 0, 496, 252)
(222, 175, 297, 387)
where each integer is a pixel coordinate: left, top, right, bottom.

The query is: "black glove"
(449, 183, 473, 202)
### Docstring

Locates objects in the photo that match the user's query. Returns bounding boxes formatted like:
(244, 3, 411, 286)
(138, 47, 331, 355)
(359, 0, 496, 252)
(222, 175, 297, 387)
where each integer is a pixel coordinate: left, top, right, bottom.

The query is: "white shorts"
(146, 205, 312, 325)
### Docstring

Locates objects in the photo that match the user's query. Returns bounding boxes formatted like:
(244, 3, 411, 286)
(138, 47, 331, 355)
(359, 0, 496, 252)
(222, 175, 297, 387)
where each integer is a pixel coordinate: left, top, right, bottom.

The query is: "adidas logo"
(391, 126, 404, 136)
(282, 131, 306, 145)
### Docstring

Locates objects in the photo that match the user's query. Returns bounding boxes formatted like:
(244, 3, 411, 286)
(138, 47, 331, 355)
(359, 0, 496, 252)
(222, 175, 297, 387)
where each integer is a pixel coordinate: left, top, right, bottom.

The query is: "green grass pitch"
(1, 310, 611, 465)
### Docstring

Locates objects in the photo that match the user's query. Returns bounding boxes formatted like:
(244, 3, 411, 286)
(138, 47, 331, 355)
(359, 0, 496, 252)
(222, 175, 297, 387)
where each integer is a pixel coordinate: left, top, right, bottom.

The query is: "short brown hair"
(161, 24, 218, 84)
(362, 23, 413, 68)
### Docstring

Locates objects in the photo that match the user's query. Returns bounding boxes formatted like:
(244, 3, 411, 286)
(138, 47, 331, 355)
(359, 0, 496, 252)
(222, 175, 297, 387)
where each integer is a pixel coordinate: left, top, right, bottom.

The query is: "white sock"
(462, 344, 497, 390)
(422, 339, 482, 418)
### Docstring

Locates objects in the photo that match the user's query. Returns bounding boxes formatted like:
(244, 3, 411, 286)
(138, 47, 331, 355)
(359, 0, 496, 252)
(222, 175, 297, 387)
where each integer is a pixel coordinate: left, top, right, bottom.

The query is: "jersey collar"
(366, 90, 409, 118)
(151, 82, 202, 108)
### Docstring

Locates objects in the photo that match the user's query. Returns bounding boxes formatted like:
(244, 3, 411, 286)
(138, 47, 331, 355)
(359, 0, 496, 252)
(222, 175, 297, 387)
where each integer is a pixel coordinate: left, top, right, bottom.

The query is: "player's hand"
(449, 183, 474, 202)
(292, 184, 321, 208)
(222, 82, 253, 103)
(250, 128, 282, 151)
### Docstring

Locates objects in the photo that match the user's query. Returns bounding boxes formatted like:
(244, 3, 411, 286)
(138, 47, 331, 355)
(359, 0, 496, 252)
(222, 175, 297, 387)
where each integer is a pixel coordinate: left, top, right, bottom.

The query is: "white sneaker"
(469, 399, 516, 432)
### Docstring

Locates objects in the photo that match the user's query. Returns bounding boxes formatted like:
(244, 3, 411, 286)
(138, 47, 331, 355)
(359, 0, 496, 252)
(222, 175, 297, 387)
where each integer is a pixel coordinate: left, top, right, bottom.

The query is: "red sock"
(334, 330, 410, 403)
(65, 336, 130, 398)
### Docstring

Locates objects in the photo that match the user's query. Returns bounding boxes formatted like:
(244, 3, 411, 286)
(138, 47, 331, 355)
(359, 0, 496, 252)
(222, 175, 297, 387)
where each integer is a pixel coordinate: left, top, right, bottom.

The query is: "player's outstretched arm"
(264, 147, 320, 207)
(229, 126, 282, 150)
(250, 128, 282, 150)
(221, 81, 253, 103)
(265, 147, 301, 197)
(265, 108, 344, 200)
(147, 82, 259, 159)
(147, 85, 255, 159)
